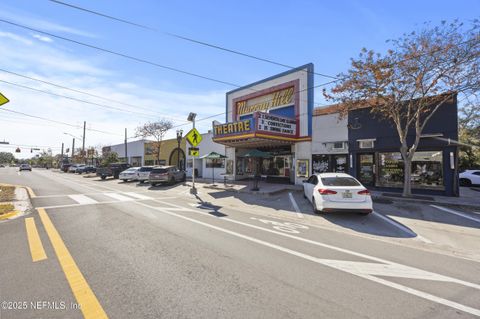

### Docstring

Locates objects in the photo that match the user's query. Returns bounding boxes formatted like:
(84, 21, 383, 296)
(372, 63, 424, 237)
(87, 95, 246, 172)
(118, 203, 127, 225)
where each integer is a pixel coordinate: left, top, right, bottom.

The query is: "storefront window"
(377, 151, 444, 189)
(333, 155, 347, 173)
(206, 159, 225, 168)
(312, 155, 329, 173)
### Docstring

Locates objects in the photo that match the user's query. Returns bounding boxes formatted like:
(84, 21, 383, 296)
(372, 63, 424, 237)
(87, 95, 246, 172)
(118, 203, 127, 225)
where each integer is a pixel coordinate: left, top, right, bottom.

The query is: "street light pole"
(71, 138, 75, 160)
(176, 129, 183, 170)
(82, 121, 86, 164)
(187, 112, 197, 193)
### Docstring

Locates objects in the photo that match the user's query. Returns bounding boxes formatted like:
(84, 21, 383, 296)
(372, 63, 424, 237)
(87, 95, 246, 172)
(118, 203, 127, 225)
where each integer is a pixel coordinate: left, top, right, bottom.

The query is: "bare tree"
(326, 20, 480, 196)
(135, 119, 173, 164)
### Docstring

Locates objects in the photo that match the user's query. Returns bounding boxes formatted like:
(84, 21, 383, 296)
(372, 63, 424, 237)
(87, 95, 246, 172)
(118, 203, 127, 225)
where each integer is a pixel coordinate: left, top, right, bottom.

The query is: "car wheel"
(459, 178, 472, 187)
(151, 183, 157, 187)
(122, 179, 127, 182)
(101, 176, 106, 180)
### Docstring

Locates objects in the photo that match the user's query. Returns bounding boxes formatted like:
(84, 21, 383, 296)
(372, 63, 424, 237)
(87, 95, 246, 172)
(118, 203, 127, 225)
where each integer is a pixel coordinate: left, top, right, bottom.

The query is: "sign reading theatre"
(256, 113, 296, 136)
(214, 119, 252, 136)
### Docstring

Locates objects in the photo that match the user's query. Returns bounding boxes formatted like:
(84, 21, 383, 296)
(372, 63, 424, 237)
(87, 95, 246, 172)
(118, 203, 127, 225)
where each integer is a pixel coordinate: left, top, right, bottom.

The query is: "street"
(1, 167, 479, 318)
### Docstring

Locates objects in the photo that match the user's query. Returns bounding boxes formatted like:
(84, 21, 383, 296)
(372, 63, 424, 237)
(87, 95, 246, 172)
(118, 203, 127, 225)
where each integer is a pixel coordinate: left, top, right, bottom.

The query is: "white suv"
(459, 170, 480, 186)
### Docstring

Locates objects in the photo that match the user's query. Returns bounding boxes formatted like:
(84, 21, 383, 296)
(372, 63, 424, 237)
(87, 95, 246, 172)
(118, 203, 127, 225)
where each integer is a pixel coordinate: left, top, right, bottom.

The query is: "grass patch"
(0, 186, 16, 202)
(0, 204, 15, 215)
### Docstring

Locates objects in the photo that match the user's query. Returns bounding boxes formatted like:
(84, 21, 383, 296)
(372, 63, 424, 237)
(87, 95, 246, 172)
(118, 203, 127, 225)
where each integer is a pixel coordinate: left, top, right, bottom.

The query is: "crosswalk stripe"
(103, 193, 134, 201)
(123, 192, 152, 200)
(68, 194, 98, 205)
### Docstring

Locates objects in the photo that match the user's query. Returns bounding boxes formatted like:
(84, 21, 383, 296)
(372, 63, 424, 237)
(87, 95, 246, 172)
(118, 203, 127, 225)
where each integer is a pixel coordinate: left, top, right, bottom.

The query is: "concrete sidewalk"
(189, 178, 302, 196)
(371, 187, 480, 210)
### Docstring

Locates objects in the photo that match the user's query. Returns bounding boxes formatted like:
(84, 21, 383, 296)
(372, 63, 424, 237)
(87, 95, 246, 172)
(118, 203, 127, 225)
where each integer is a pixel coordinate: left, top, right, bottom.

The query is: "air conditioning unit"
(359, 140, 375, 149)
(332, 142, 345, 150)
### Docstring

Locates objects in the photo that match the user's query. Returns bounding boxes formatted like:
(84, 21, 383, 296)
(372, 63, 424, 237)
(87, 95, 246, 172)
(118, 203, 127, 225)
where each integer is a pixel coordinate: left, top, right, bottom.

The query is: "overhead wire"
(0, 68, 185, 121)
(48, 0, 340, 81)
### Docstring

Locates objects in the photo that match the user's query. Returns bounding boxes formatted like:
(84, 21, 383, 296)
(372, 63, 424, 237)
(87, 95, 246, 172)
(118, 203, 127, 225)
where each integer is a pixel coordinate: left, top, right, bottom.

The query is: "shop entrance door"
(357, 153, 375, 186)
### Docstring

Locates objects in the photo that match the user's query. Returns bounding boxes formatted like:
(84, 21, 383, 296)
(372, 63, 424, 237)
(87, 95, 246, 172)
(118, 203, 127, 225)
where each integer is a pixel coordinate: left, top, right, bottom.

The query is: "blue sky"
(0, 0, 478, 157)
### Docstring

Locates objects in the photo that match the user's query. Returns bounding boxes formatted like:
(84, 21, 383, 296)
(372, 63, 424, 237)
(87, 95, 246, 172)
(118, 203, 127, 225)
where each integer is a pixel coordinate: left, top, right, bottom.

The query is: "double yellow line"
(24, 204, 108, 318)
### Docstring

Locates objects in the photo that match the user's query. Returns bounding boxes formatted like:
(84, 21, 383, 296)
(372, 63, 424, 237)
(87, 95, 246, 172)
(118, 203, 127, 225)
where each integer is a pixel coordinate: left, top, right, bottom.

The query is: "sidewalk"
(189, 178, 302, 196)
(371, 187, 480, 210)
(0, 184, 32, 221)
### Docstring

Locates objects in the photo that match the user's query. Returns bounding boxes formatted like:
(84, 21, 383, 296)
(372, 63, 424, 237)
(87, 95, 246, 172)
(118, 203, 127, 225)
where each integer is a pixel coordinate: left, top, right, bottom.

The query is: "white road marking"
(372, 211, 432, 243)
(133, 200, 480, 317)
(103, 192, 134, 201)
(68, 194, 98, 205)
(250, 217, 308, 233)
(17, 172, 21, 175)
(123, 192, 153, 200)
(431, 205, 480, 224)
(288, 192, 303, 218)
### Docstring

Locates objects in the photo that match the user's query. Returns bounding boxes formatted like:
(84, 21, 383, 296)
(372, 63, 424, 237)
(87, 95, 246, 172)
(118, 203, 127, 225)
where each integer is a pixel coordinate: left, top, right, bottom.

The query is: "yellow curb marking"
(38, 208, 108, 319)
(0, 211, 18, 220)
(26, 186, 36, 198)
(25, 217, 47, 262)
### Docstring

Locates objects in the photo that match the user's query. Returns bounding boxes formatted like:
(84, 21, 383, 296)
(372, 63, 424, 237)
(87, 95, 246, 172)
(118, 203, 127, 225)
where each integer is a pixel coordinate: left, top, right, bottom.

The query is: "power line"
(0, 18, 244, 88)
(0, 68, 185, 121)
(0, 79, 171, 120)
(48, 0, 339, 81)
(0, 18, 332, 108)
(0, 108, 122, 136)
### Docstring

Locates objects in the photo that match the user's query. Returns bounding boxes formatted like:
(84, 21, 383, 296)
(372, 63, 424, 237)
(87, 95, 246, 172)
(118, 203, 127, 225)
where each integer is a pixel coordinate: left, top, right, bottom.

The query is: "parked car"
(19, 164, 32, 171)
(0, 164, 5, 168)
(96, 163, 131, 180)
(136, 166, 154, 183)
(68, 164, 83, 173)
(149, 166, 186, 186)
(119, 167, 141, 182)
(459, 170, 480, 186)
(74, 164, 87, 174)
(60, 163, 72, 172)
(75, 165, 96, 174)
(303, 173, 373, 215)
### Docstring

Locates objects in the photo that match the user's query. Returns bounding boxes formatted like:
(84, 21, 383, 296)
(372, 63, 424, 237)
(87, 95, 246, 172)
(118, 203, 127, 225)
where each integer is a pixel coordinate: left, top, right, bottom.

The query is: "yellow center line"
(38, 208, 108, 319)
(25, 217, 47, 262)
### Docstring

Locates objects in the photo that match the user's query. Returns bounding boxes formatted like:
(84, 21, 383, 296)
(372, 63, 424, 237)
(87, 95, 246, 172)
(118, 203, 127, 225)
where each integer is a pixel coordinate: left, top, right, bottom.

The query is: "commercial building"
(185, 131, 226, 180)
(210, 63, 459, 196)
(212, 64, 314, 185)
(104, 136, 186, 169)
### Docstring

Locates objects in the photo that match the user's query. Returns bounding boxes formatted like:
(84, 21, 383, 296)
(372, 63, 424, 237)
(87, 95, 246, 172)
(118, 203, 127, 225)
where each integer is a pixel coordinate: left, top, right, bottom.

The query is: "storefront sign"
(236, 86, 294, 116)
(214, 119, 252, 137)
(256, 112, 296, 136)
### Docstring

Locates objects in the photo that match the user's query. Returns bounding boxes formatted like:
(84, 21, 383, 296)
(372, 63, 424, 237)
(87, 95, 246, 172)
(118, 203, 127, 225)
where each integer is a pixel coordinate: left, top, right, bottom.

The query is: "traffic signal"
(15, 147, 21, 153)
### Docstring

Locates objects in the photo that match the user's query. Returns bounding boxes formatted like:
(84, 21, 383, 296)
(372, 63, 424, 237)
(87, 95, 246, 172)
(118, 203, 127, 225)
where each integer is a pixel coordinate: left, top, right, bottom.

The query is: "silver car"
(149, 166, 185, 186)
(136, 166, 154, 183)
(119, 167, 140, 182)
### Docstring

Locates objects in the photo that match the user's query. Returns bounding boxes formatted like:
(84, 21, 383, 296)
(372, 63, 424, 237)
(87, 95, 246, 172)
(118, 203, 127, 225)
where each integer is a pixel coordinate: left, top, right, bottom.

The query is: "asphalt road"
(1, 167, 479, 319)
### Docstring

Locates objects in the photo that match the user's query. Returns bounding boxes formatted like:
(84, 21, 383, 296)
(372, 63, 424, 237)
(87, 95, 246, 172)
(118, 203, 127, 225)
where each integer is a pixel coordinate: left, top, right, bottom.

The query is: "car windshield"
(321, 177, 361, 186)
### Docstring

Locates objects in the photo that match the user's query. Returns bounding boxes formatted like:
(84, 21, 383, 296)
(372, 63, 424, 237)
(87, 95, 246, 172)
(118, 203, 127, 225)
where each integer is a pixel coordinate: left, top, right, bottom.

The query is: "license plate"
(342, 192, 352, 199)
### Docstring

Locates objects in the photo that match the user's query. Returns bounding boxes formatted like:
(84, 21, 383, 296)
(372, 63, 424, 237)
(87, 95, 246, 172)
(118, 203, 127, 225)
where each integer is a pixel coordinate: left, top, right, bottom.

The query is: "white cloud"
(32, 34, 53, 43)
(0, 29, 226, 157)
(0, 8, 96, 38)
(0, 31, 32, 45)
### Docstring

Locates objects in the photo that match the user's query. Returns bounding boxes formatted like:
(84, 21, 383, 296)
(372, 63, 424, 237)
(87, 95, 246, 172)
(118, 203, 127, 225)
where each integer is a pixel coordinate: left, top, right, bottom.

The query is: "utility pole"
(61, 142, 64, 163)
(72, 138, 75, 161)
(82, 121, 86, 164)
(124, 128, 128, 164)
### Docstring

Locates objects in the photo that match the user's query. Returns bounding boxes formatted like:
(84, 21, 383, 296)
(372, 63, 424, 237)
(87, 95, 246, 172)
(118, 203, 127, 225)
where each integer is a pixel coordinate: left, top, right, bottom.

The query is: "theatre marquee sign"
(256, 112, 296, 136)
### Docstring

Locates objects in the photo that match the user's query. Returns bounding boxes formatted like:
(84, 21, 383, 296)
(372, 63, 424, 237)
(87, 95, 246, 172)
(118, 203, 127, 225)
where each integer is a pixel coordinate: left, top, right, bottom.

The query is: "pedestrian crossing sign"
(186, 128, 202, 147)
(189, 147, 199, 157)
(0, 92, 9, 107)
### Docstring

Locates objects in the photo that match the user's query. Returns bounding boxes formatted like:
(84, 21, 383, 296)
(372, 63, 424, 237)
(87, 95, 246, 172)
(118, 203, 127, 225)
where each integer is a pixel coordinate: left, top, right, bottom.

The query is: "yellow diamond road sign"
(0, 92, 9, 107)
(186, 128, 202, 147)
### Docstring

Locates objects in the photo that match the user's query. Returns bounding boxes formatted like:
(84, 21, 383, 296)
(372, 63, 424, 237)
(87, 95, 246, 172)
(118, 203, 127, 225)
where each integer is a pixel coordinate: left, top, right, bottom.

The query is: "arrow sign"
(186, 128, 202, 147)
(0, 92, 9, 106)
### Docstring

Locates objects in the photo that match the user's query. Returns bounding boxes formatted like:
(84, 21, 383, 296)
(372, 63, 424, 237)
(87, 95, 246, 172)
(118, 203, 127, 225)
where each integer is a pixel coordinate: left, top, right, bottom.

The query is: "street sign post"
(185, 128, 202, 147)
(0, 92, 9, 107)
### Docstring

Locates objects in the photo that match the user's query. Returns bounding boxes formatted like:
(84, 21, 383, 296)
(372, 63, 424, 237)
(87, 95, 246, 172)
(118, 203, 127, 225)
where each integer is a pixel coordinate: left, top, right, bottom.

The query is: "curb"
(372, 195, 480, 211)
(0, 183, 34, 221)
(202, 185, 302, 196)
(0, 210, 19, 220)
